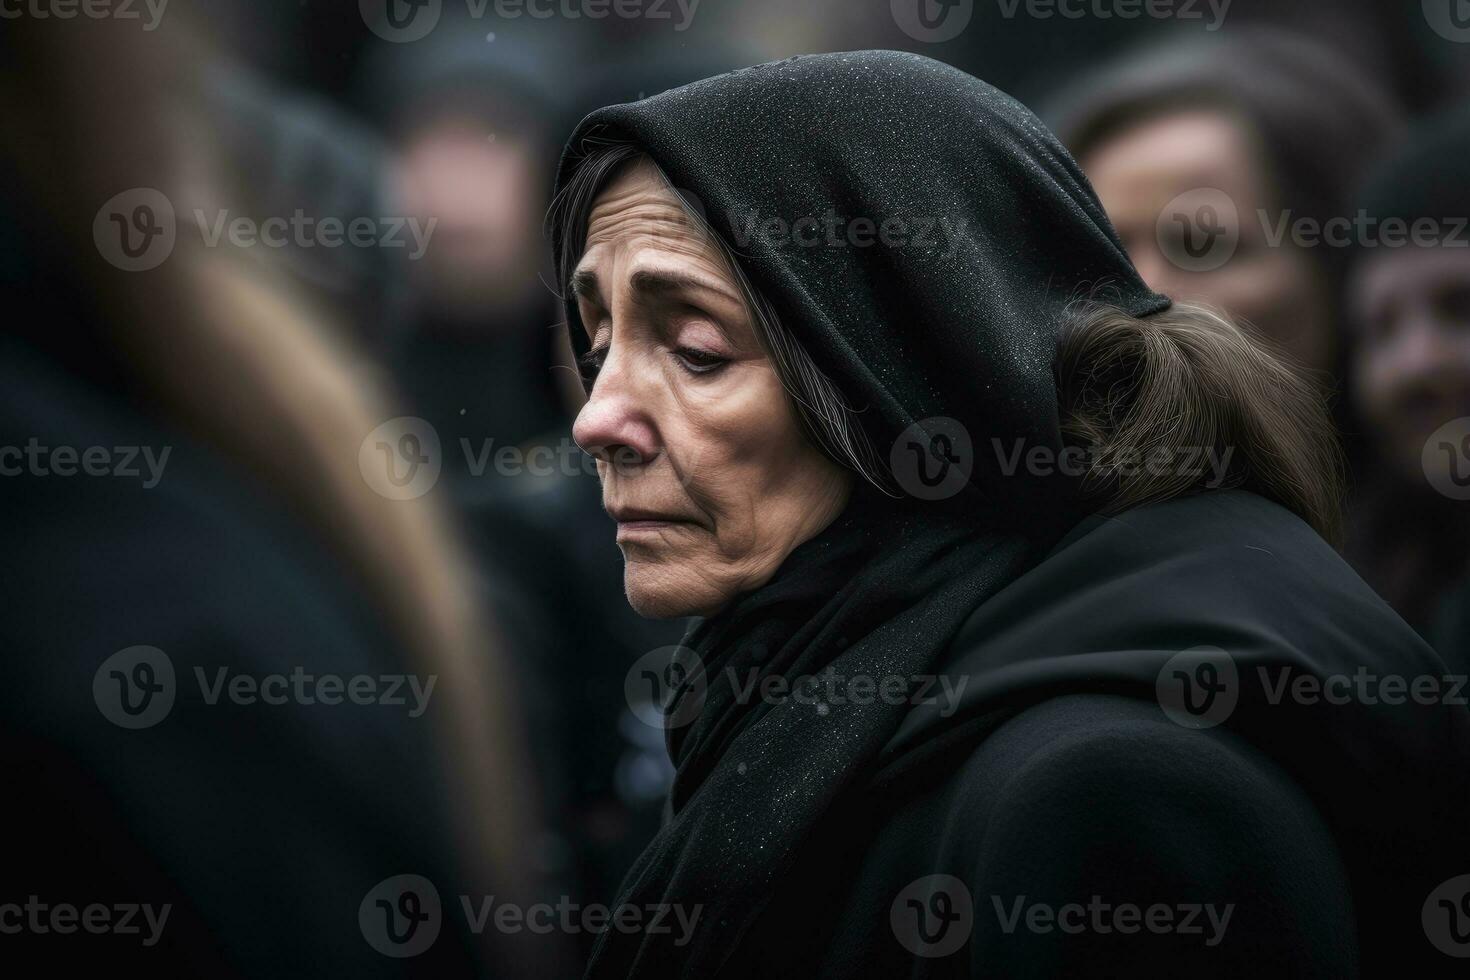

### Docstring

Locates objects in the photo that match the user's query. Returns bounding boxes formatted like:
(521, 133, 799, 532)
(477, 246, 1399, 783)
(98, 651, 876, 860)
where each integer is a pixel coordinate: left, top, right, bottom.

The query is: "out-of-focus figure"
(366, 32, 569, 464)
(1048, 29, 1399, 385)
(360, 33, 694, 932)
(0, 18, 562, 976)
(1344, 105, 1470, 661)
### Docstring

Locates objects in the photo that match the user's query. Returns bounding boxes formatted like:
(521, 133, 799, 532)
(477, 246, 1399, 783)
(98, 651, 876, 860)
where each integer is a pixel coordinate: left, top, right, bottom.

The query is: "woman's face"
(570, 160, 853, 618)
(1082, 108, 1335, 377)
(1350, 247, 1470, 483)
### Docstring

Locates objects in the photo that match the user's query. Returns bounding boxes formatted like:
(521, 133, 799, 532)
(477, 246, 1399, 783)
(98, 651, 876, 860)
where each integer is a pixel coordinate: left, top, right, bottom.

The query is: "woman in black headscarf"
(550, 51, 1469, 978)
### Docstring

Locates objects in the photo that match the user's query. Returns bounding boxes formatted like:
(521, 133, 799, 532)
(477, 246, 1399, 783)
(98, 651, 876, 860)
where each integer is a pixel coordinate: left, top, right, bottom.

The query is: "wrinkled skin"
(571, 160, 853, 618)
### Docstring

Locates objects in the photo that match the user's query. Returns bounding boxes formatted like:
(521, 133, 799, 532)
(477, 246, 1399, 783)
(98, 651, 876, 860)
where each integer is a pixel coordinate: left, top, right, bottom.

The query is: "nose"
(572, 348, 660, 469)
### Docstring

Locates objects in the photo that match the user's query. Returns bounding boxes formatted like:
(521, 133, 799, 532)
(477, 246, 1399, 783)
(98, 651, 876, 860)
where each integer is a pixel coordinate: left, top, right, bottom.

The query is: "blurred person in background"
(0, 18, 564, 976)
(1047, 29, 1399, 421)
(366, 29, 569, 471)
(361, 31, 695, 926)
(1344, 105, 1470, 665)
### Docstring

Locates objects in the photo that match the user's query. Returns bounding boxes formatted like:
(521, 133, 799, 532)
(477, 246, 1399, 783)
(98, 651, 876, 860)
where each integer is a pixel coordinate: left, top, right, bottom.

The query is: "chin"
(624, 563, 726, 619)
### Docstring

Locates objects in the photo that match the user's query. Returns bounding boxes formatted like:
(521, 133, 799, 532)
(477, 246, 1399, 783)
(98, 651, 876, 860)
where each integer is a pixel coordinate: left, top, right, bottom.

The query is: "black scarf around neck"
(551, 50, 1169, 976)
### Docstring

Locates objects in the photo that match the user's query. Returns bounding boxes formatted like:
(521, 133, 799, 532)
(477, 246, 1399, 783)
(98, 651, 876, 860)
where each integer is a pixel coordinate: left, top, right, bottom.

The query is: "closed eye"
(674, 346, 729, 375)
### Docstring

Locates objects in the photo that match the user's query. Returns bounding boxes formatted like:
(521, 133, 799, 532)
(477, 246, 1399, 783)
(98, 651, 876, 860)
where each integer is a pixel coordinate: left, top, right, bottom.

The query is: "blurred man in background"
(1345, 105, 1470, 664)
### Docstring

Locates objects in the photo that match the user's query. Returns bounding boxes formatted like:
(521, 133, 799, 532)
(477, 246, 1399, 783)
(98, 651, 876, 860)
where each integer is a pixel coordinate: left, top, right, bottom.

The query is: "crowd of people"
(3, 2, 1469, 975)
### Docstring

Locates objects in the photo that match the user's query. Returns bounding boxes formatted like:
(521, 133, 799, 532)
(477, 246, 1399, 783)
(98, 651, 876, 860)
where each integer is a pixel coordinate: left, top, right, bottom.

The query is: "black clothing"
(0, 334, 487, 976)
(555, 49, 1172, 977)
(706, 491, 1466, 978)
(550, 50, 1470, 977)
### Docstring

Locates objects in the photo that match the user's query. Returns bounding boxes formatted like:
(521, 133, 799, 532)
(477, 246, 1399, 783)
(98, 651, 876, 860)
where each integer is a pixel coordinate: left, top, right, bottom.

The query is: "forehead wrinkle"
(577, 168, 755, 349)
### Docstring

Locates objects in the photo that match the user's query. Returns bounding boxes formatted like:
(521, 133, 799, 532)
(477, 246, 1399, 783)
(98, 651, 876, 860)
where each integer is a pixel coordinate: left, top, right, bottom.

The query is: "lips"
(610, 507, 679, 521)
(608, 506, 701, 540)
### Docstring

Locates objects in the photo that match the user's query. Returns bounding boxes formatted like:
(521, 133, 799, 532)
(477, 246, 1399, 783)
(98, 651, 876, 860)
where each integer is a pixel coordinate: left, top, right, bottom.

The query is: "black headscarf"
(550, 50, 1168, 976)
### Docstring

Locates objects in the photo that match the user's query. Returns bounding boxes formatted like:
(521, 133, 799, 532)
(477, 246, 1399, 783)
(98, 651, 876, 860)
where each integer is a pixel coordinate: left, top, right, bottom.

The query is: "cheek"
(669, 366, 808, 535)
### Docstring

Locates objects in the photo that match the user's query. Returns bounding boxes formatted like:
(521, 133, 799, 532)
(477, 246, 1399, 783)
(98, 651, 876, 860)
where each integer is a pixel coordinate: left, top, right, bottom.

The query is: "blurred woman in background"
(1047, 29, 1399, 410)
(1, 17, 559, 976)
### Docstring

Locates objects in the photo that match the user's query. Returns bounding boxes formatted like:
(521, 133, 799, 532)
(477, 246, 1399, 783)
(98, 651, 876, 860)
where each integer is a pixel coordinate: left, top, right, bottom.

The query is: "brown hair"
(1056, 299, 1344, 545)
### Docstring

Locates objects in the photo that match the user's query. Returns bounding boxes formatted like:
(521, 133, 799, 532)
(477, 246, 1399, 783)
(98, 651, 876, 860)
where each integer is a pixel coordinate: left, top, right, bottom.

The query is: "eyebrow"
(627, 268, 742, 306)
(570, 269, 601, 302)
(568, 266, 742, 307)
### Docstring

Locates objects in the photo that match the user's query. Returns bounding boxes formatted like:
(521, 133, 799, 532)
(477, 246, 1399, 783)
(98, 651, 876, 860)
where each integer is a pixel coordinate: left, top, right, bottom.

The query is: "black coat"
(725, 492, 1469, 978)
(0, 335, 489, 976)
